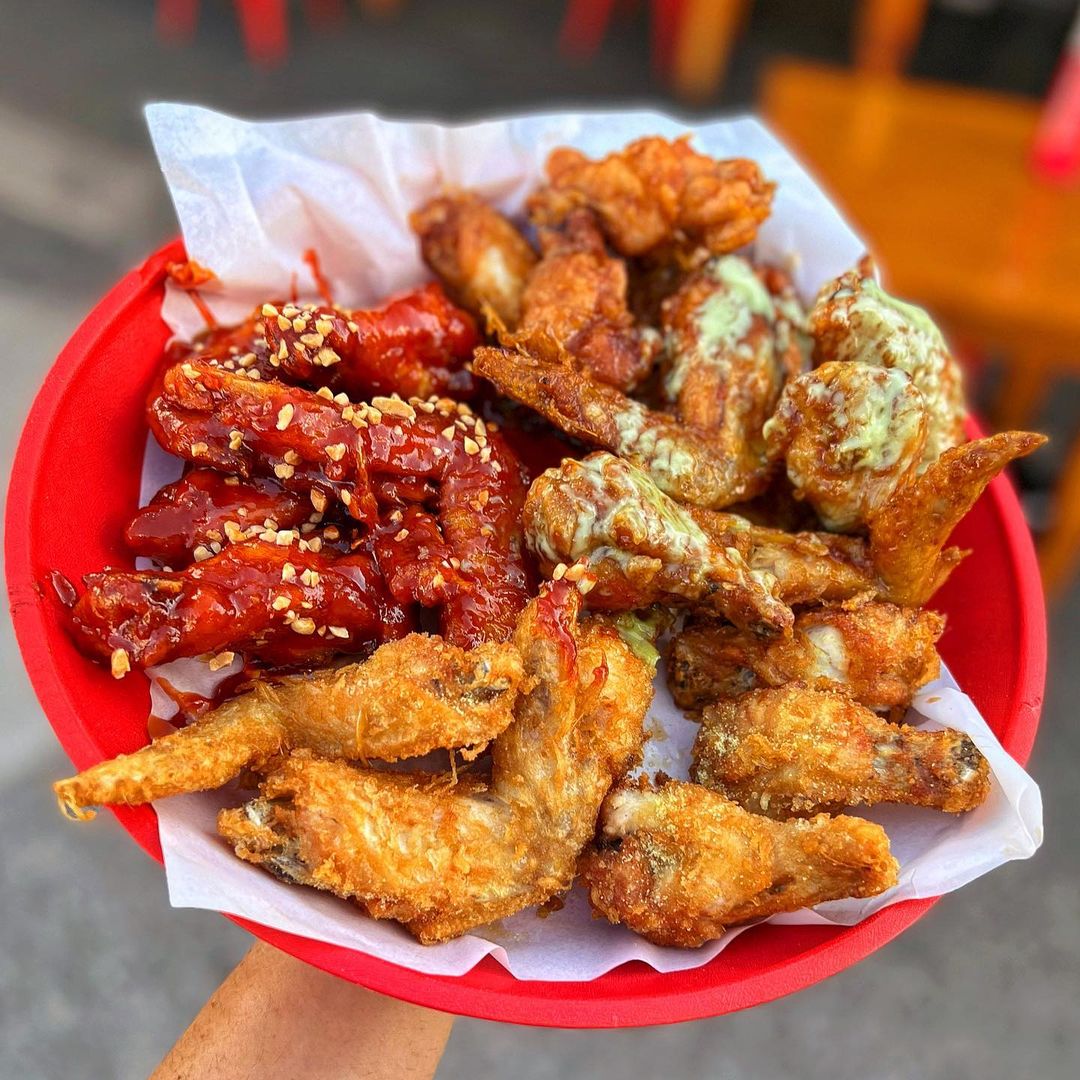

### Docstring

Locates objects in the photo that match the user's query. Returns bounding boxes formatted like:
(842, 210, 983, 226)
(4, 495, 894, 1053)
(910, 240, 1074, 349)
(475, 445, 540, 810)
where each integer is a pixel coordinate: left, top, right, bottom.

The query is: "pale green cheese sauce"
(664, 256, 779, 400)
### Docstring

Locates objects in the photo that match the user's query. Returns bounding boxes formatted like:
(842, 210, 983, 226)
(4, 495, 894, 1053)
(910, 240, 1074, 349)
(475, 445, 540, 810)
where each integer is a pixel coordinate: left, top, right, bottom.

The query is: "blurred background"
(2, 2, 1078, 1077)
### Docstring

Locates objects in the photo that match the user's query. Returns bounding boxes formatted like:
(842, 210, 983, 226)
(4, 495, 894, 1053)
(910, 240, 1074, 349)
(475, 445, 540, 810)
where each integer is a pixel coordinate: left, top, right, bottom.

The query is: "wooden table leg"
(670, 0, 749, 102)
(992, 349, 1053, 433)
(1040, 427, 1080, 597)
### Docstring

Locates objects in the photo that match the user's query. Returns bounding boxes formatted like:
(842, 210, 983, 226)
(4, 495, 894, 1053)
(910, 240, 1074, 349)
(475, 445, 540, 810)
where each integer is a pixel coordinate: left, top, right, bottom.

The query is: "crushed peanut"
(110, 648, 131, 679)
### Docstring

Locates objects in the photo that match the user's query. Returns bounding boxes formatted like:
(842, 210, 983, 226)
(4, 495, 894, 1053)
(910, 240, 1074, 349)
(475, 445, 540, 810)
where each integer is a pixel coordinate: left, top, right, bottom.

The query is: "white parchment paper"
(141, 104, 1043, 981)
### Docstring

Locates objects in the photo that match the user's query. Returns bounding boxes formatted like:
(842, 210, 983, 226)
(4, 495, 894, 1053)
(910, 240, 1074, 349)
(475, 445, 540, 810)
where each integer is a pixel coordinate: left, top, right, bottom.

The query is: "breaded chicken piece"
(514, 209, 660, 390)
(870, 430, 1047, 605)
(124, 469, 310, 567)
(67, 538, 408, 671)
(764, 361, 929, 531)
(692, 685, 991, 817)
(660, 256, 807, 500)
(523, 453, 793, 635)
(53, 635, 528, 819)
(219, 582, 654, 943)
(689, 508, 879, 606)
(699, 434, 1045, 613)
(410, 192, 538, 326)
(528, 136, 775, 258)
(474, 346, 779, 510)
(668, 602, 943, 713)
(810, 261, 965, 466)
(580, 778, 898, 947)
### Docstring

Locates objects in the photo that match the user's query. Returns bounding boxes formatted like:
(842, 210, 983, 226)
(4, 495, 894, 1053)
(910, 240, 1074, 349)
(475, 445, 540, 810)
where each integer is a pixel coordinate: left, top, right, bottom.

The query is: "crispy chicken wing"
(689, 509, 878, 606)
(67, 538, 410, 671)
(579, 778, 898, 947)
(528, 136, 775, 258)
(698, 431, 1045, 607)
(524, 453, 793, 635)
(514, 209, 661, 390)
(659, 255, 807, 499)
(259, 288, 479, 401)
(870, 430, 1047, 605)
(668, 601, 942, 713)
(410, 192, 538, 326)
(218, 582, 654, 943)
(473, 346, 771, 509)
(763, 361, 928, 531)
(692, 685, 991, 818)
(53, 634, 528, 819)
(124, 469, 311, 566)
(167, 305, 271, 372)
(810, 262, 966, 465)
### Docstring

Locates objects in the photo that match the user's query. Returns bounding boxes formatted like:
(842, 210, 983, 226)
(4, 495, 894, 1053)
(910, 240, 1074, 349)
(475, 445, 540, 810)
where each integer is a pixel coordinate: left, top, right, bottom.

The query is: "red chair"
(155, 1, 402, 67)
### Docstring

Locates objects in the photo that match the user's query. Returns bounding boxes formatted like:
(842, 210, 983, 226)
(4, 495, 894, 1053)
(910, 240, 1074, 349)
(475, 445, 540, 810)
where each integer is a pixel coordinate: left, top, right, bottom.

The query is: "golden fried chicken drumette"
(692, 685, 991, 818)
(53, 634, 528, 819)
(668, 601, 943, 714)
(580, 778, 898, 947)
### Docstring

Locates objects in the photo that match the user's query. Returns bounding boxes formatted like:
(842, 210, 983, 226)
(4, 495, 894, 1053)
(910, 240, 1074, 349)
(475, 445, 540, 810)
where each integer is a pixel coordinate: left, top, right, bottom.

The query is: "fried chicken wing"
(810, 262, 966, 465)
(167, 305, 271, 371)
(524, 453, 793, 635)
(513, 209, 661, 390)
(410, 192, 538, 326)
(689, 509, 879, 605)
(219, 582, 654, 943)
(67, 538, 410, 671)
(473, 346, 769, 509)
(579, 778, 898, 947)
(696, 430, 1045, 607)
(124, 470, 311, 566)
(659, 255, 807, 498)
(870, 430, 1047, 605)
(260, 288, 479, 401)
(692, 685, 991, 818)
(53, 634, 527, 819)
(763, 361, 928, 531)
(668, 602, 942, 713)
(149, 358, 532, 645)
(528, 136, 775, 258)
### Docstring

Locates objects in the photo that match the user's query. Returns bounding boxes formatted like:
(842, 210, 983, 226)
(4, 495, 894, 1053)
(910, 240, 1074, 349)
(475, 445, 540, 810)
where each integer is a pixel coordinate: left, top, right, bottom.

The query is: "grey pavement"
(2, 3, 1077, 1078)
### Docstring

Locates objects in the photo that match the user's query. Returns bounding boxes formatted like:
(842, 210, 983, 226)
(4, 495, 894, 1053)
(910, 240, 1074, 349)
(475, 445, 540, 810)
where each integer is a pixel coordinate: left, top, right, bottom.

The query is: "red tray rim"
(5, 240, 1047, 1028)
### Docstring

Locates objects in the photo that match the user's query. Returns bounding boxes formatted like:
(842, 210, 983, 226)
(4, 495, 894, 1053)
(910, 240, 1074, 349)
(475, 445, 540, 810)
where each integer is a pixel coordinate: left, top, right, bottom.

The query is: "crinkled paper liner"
(138, 105, 1042, 981)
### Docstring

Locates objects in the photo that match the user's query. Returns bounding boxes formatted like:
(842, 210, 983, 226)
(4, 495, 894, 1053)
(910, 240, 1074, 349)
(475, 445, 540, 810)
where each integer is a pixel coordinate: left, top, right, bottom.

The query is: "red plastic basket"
(6, 240, 1046, 1027)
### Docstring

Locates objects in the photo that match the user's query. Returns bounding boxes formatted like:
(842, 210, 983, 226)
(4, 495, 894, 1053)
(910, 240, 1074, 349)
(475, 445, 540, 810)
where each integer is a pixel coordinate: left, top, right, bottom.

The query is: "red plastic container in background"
(5, 241, 1046, 1027)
